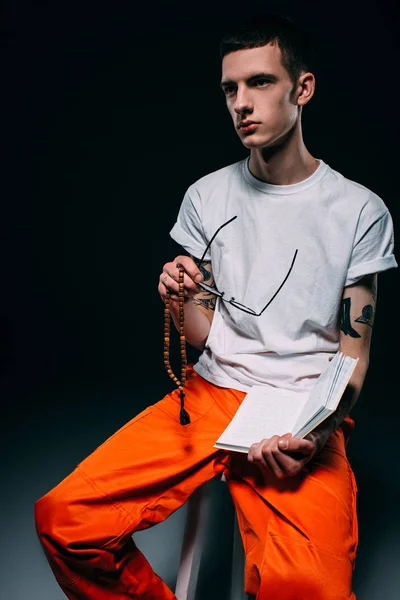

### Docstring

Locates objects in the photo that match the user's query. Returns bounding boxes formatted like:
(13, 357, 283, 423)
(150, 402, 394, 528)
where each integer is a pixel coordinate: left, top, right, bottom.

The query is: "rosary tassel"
(179, 389, 191, 425)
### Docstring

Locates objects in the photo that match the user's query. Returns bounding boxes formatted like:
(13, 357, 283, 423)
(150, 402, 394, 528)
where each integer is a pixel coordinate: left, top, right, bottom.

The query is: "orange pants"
(35, 366, 358, 599)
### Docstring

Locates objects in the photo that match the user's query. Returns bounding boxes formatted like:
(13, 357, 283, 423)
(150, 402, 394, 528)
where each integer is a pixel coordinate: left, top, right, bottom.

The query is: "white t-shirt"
(170, 157, 397, 393)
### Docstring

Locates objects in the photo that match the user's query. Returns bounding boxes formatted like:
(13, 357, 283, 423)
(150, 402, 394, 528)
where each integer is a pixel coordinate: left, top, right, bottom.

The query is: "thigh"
(68, 368, 243, 522)
(36, 369, 242, 555)
(226, 428, 358, 598)
(231, 427, 357, 555)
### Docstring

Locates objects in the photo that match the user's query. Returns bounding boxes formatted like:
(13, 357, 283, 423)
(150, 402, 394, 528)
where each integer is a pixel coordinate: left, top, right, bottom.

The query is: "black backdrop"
(1, 1, 399, 598)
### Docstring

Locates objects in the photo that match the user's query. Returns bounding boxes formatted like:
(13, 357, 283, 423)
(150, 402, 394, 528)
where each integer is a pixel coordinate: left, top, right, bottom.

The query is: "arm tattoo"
(198, 260, 212, 283)
(193, 296, 216, 311)
(355, 304, 375, 328)
(190, 255, 216, 311)
(339, 297, 361, 337)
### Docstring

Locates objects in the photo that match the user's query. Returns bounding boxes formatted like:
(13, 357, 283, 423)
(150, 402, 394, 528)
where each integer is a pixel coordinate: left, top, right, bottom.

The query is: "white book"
(214, 352, 359, 453)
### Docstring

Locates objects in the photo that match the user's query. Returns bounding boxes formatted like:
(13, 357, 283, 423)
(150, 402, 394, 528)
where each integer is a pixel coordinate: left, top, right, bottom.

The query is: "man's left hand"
(247, 431, 326, 480)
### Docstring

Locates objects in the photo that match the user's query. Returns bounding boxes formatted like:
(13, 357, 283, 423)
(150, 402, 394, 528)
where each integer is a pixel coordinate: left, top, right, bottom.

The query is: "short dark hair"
(220, 14, 314, 85)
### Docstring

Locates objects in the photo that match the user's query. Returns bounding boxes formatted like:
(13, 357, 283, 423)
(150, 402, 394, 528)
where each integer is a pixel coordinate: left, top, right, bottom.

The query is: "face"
(221, 43, 311, 149)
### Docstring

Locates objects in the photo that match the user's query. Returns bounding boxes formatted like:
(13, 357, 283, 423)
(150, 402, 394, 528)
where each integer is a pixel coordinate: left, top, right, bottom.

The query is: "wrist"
(305, 428, 330, 454)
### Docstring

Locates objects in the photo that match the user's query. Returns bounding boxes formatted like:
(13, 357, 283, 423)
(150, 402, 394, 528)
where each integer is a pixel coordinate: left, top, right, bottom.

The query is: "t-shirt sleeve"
(345, 206, 397, 286)
(169, 186, 210, 260)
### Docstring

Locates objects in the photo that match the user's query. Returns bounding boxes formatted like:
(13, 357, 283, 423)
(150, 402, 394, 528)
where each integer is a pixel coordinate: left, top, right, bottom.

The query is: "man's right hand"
(158, 256, 204, 304)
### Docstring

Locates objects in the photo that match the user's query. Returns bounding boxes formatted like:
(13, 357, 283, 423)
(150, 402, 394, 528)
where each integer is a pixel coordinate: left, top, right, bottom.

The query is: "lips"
(238, 121, 261, 132)
(239, 121, 257, 128)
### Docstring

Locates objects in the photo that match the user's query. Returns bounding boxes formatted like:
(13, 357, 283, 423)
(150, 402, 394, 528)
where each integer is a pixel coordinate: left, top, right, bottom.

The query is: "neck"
(248, 119, 319, 186)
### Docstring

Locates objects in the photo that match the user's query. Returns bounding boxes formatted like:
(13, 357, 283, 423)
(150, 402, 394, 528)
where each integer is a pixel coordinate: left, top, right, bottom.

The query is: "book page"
(294, 407, 333, 439)
(294, 355, 358, 438)
(214, 387, 308, 452)
(326, 353, 345, 406)
(326, 355, 358, 410)
(291, 354, 341, 434)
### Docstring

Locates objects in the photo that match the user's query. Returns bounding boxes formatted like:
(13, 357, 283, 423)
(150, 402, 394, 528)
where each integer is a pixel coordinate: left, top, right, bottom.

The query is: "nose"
(233, 85, 253, 115)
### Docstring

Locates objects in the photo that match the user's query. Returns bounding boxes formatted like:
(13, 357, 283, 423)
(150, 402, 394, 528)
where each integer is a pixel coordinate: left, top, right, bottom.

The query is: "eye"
(253, 78, 271, 87)
(223, 86, 236, 96)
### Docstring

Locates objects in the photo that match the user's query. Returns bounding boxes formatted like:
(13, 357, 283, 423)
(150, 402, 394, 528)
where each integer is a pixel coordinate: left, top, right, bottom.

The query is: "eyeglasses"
(194, 216, 298, 316)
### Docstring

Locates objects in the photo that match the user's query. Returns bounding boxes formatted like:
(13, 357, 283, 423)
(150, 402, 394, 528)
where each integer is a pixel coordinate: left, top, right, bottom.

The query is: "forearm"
(169, 299, 212, 351)
(160, 255, 216, 351)
(307, 359, 369, 449)
(307, 274, 377, 451)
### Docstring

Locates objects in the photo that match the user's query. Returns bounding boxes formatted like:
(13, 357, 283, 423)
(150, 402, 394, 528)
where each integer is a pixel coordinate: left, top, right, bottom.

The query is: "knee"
(35, 487, 62, 542)
(34, 479, 89, 583)
(34, 474, 77, 550)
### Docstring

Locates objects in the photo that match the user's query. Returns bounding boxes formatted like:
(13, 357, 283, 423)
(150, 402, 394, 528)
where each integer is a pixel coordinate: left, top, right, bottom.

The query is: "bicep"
(338, 273, 377, 364)
(190, 255, 216, 323)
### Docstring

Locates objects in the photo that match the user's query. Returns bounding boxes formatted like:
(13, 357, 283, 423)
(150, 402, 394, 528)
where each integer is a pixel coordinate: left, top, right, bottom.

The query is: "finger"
(160, 273, 189, 298)
(270, 435, 310, 478)
(248, 436, 281, 464)
(276, 432, 293, 447)
(248, 442, 262, 463)
(250, 438, 286, 480)
(161, 272, 178, 292)
(260, 443, 287, 479)
(181, 271, 201, 294)
(278, 436, 315, 456)
(174, 256, 204, 285)
(272, 447, 306, 478)
(158, 280, 166, 299)
(159, 274, 177, 299)
(164, 268, 200, 296)
(275, 432, 293, 451)
(158, 281, 171, 304)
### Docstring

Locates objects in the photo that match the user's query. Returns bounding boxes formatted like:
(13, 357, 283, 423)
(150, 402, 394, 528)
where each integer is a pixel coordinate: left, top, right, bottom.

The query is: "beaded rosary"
(164, 263, 191, 425)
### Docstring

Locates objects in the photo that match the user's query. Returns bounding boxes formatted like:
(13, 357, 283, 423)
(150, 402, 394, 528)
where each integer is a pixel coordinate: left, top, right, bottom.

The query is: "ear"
(295, 72, 315, 107)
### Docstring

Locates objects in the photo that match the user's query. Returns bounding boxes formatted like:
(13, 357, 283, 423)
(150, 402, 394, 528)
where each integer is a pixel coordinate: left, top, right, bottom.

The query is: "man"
(35, 14, 397, 599)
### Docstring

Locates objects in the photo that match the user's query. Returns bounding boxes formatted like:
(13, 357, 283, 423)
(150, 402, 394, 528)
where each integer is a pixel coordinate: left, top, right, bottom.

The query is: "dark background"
(1, 1, 399, 598)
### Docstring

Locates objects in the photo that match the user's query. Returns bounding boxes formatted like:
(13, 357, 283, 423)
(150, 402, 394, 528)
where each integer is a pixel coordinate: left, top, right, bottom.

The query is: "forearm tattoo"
(198, 260, 213, 283)
(193, 296, 216, 311)
(190, 255, 216, 312)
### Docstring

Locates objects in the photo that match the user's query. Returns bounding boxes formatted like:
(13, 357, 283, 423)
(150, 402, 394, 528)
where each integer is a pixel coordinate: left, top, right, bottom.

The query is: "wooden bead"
(164, 265, 187, 401)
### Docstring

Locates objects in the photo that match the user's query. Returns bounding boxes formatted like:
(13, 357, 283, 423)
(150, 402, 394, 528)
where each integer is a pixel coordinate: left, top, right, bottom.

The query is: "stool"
(175, 475, 248, 600)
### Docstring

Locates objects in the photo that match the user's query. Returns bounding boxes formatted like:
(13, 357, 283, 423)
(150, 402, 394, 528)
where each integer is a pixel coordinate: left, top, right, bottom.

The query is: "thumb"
(278, 432, 293, 449)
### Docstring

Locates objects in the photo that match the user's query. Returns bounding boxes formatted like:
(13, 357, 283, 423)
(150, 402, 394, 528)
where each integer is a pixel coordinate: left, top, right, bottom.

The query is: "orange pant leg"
(34, 369, 244, 600)
(226, 420, 358, 600)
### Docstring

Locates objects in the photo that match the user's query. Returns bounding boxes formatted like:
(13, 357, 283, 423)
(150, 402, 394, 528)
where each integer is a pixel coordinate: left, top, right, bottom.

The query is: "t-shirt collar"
(242, 156, 328, 195)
